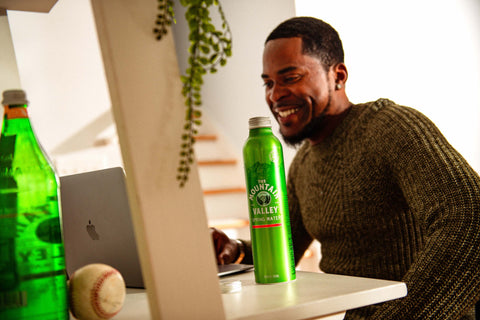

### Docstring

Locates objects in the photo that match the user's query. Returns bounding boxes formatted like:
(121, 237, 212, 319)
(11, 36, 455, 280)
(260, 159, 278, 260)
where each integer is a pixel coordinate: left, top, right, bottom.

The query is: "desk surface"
(111, 271, 407, 320)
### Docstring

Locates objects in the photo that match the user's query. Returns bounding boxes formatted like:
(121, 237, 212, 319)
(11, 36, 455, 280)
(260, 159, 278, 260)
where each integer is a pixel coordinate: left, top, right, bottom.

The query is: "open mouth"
(278, 108, 299, 118)
(274, 104, 301, 119)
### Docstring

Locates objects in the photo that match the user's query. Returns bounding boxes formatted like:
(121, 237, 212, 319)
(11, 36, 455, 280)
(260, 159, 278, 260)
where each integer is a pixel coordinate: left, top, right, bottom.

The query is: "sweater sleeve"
(287, 152, 314, 265)
(371, 106, 480, 319)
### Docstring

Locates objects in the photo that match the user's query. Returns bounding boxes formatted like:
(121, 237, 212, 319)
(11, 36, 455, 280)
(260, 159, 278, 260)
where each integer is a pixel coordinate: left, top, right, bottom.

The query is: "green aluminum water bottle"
(0, 89, 68, 319)
(243, 116, 296, 284)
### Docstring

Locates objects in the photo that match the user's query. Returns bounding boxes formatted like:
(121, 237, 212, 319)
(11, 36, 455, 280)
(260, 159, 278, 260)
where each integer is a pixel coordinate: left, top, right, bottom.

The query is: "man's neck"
(308, 102, 352, 145)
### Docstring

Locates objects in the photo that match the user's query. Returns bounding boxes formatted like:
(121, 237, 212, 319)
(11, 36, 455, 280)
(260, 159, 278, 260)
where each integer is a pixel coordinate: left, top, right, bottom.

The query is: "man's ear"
(333, 63, 348, 85)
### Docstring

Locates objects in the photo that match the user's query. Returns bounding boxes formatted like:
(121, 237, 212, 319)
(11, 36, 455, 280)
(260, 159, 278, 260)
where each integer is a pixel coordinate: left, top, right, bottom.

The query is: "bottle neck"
(249, 126, 272, 136)
(2, 105, 32, 138)
(3, 104, 29, 120)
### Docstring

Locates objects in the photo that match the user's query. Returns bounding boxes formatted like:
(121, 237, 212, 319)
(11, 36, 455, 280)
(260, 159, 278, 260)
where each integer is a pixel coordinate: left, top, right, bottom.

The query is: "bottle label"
(0, 291, 28, 309)
(4, 106, 28, 119)
(13, 210, 65, 273)
(248, 178, 283, 228)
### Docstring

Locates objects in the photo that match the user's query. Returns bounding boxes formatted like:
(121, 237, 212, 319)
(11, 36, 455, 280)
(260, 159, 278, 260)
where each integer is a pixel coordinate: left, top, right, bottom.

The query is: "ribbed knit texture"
(285, 99, 480, 319)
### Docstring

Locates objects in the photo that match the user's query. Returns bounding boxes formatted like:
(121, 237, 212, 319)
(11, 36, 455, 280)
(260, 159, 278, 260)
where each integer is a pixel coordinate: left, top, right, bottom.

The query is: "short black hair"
(266, 17, 344, 68)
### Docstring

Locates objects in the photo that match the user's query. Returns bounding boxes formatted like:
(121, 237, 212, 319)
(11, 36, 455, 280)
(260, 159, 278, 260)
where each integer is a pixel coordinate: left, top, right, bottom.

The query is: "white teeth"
(278, 108, 299, 118)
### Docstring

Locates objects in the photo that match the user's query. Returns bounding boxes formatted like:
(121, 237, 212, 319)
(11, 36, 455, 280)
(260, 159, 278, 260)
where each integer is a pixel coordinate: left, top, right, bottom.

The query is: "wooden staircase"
(194, 120, 250, 240)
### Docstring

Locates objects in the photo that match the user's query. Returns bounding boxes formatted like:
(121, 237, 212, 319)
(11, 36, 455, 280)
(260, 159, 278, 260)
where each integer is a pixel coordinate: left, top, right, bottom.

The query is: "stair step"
(194, 140, 234, 160)
(197, 164, 245, 190)
(198, 159, 237, 166)
(208, 218, 249, 230)
(194, 135, 217, 141)
(203, 192, 249, 221)
(203, 187, 246, 195)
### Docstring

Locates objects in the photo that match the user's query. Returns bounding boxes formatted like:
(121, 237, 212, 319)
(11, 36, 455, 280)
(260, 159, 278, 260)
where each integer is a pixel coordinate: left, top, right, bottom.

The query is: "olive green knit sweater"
(285, 99, 480, 319)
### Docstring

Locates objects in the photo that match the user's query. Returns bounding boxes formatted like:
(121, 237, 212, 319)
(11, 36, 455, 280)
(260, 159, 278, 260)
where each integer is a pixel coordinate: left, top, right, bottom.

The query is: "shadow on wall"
(51, 110, 115, 155)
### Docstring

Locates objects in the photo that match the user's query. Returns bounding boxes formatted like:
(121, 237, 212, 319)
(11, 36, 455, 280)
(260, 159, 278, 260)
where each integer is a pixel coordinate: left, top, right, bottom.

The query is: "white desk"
(111, 271, 407, 320)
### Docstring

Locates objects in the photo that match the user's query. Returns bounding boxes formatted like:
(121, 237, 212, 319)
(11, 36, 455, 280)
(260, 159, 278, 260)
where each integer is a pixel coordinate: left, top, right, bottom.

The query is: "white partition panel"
(90, 1, 225, 319)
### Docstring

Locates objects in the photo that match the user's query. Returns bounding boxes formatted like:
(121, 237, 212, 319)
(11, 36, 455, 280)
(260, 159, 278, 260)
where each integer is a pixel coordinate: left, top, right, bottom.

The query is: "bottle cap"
(2, 89, 28, 106)
(249, 116, 271, 129)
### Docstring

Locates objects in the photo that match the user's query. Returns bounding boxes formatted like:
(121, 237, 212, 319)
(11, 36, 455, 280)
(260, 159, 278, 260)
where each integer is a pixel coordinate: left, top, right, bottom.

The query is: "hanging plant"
(154, 0, 232, 187)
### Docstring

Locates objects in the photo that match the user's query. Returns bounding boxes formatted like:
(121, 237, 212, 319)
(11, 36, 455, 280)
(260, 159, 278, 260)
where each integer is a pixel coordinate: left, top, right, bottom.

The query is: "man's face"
(262, 37, 334, 145)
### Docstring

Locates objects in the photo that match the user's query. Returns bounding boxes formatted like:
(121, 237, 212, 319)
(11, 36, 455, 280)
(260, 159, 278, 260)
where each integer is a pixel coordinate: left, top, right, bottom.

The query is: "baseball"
(68, 263, 126, 320)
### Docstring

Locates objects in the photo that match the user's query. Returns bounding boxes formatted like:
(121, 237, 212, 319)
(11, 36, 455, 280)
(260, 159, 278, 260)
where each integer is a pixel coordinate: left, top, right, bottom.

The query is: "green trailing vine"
(154, 0, 232, 187)
(154, 0, 176, 39)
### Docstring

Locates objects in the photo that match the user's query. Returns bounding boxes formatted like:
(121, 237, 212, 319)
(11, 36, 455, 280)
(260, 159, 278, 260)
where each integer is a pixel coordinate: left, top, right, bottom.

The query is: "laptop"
(60, 167, 252, 289)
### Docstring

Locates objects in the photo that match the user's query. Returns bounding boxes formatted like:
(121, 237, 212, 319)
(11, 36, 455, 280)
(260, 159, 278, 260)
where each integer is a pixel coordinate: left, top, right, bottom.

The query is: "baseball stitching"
(90, 269, 121, 319)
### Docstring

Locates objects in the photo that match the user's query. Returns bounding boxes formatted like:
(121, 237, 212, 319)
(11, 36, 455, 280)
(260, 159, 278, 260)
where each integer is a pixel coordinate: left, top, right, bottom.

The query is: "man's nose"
(268, 83, 289, 102)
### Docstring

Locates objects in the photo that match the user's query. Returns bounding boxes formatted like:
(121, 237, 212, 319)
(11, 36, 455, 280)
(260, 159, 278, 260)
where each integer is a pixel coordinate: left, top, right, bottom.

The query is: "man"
(211, 17, 480, 319)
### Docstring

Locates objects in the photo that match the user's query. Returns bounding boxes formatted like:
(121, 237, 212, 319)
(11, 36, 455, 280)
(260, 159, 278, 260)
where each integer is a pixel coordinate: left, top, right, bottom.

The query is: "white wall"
(0, 11, 21, 92)
(295, 0, 480, 172)
(7, 0, 111, 155)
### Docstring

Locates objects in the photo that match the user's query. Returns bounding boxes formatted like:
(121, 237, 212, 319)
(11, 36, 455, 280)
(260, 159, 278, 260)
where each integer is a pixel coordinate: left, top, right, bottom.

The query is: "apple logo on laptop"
(86, 220, 100, 240)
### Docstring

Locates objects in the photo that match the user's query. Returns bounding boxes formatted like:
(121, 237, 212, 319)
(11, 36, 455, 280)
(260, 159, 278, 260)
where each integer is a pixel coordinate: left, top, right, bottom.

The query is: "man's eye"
(284, 75, 301, 83)
(263, 81, 273, 89)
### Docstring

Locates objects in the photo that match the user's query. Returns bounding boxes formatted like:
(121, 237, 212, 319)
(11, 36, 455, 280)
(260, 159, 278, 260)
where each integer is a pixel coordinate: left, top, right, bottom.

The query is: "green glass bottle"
(243, 116, 296, 284)
(0, 90, 68, 319)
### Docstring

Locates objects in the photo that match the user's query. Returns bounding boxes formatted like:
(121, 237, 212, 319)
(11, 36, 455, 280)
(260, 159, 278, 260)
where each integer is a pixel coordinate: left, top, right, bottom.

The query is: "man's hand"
(210, 227, 239, 265)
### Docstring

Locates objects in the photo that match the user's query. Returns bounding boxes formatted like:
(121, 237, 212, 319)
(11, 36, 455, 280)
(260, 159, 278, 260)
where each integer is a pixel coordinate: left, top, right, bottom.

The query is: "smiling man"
(211, 17, 480, 319)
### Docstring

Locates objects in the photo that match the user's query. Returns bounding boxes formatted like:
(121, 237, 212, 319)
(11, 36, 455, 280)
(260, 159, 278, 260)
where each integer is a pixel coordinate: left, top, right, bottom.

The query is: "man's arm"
(372, 106, 480, 319)
(210, 227, 244, 264)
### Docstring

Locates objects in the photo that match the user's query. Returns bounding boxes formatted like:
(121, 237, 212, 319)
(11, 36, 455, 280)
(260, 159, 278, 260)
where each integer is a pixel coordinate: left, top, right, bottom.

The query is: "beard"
(280, 113, 327, 147)
(279, 89, 332, 147)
